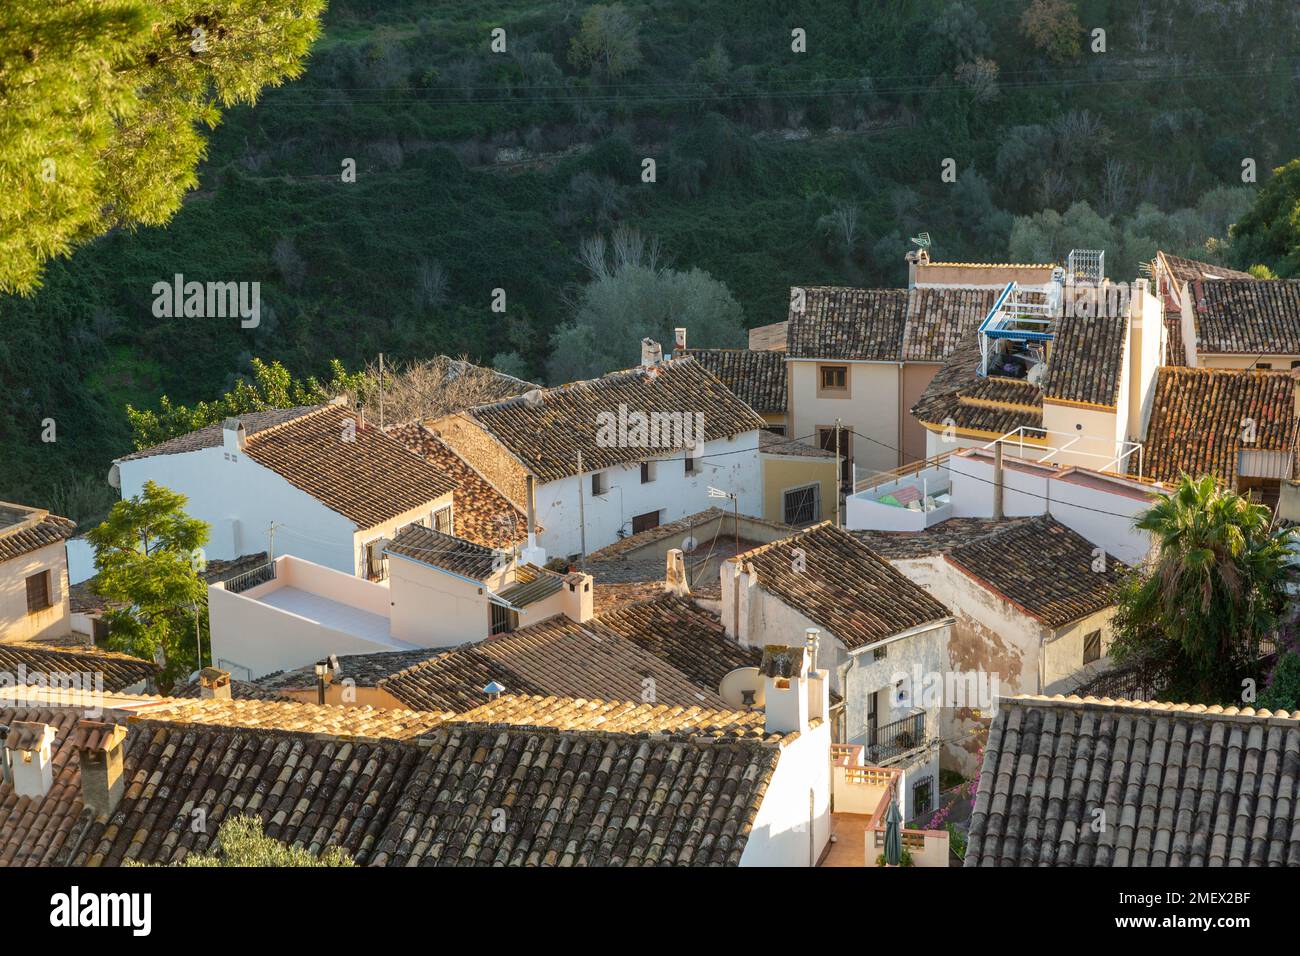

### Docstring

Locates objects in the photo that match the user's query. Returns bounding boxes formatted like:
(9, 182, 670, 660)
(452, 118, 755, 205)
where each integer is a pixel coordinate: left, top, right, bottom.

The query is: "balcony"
(866, 709, 926, 765)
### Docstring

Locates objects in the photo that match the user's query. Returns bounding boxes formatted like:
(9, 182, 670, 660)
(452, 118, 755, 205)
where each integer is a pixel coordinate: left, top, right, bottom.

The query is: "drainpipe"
(993, 440, 1004, 519)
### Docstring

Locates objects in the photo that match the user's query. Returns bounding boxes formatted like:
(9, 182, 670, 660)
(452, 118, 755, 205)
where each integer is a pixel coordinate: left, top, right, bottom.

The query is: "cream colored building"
(0, 504, 76, 644)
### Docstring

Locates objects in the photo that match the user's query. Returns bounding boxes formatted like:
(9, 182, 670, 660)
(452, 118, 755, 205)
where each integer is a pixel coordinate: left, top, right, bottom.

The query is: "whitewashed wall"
(738, 719, 832, 866)
(533, 431, 763, 558)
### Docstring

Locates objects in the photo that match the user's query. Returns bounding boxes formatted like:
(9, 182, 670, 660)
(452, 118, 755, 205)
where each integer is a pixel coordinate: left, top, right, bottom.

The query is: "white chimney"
(73, 720, 128, 822)
(674, 327, 687, 352)
(484, 680, 505, 701)
(905, 248, 929, 288)
(520, 473, 547, 566)
(222, 417, 247, 456)
(199, 666, 232, 700)
(664, 548, 690, 597)
(641, 337, 663, 367)
(4, 721, 57, 799)
(759, 629, 828, 735)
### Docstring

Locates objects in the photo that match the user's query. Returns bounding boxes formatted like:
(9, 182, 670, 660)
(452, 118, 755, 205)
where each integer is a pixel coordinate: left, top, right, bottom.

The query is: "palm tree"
(1111, 475, 1295, 702)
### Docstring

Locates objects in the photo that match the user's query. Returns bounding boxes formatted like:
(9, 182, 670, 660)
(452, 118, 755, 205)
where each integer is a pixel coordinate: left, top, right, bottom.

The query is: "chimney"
(73, 720, 128, 822)
(664, 548, 691, 597)
(905, 248, 930, 288)
(674, 327, 687, 353)
(520, 473, 547, 566)
(758, 629, 829, 735)
(198, 667, 232, 700)
(640, 337, 663, 367)
(4, 721, 57, 799)
(561, 570, 594, 622)
(222, 418, 247, 456)
(483, 680, 505, 701)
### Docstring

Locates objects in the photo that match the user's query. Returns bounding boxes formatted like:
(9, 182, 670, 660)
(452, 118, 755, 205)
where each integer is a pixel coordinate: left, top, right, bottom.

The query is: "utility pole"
(378, 352, 385, 428)
(576, 449, 587, 567)
(834, 418, 843, 527)
(266, 522, 283, 563)
(992, 440, 1004, 520)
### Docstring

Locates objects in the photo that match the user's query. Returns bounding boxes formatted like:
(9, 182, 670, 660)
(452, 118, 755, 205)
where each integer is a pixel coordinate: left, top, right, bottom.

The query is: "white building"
(721, 522, 953, 821)
(427, 351, 766, 561)
(0, 503, 76, 644)
(111, 402, 456, 579)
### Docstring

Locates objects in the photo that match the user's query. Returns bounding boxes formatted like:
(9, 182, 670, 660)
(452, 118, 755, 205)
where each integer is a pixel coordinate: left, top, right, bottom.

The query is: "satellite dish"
(719, 667, 766, 710)
(681, 534, 699, 554)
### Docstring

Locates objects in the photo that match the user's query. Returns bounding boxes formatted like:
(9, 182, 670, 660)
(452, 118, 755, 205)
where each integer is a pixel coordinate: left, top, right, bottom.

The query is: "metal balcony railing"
(866, 710, 926, 764)
(223, 561, 276, 595)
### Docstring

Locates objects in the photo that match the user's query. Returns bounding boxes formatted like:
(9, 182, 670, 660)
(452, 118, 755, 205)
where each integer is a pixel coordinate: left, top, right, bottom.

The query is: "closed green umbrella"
(884, 799, 903, 866)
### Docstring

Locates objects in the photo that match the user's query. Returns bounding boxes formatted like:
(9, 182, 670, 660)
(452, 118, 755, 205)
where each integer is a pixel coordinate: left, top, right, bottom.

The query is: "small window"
(767, 424, 786, 436)
(433, 506, 453, 534)
(640, 461, 655, 484)
(684, 454, 697, 475)
(1291, 360, 1300, 370)
(873, 644, 888, 662)
(912, 777, 934, 818)
(490, 603, 517, 635)
(364, 539, 389, 582)
(591, 472, 606, 496)
(820, 366, 848, 390)
(25, 571, 51, 614)
(783, 484, 820, 525)
(1257, 362, 1273, 370)
(632, 510, 660, 534)
(1083, 630, 1102, 665)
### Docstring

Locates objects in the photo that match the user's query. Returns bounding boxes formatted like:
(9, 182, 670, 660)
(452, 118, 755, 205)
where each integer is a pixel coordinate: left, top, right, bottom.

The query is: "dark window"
(820, 366, 848, 390)
(632, 510, 660, 534)
(490, 603, 517, 635)
(591, 472, 605, 495)
(433, 506, 452, 534)
(1083, 630, 1102, 665)
(640, 461, 655, 483)
(1291, 361, 1300, 370)
(364, 540, 388, 582)
(25, 571, 51, 614)
(684, 454, 697, 475)
(1257, 362, 1273, 370)
(873, 644, 888, 662)
(767, 424, 786, 436)
(912, 777, 934, 819)
(783, 484, 819, 525)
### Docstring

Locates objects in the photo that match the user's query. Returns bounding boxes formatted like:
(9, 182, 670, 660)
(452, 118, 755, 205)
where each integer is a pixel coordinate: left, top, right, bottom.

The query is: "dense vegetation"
(2, 0, 1298, 521)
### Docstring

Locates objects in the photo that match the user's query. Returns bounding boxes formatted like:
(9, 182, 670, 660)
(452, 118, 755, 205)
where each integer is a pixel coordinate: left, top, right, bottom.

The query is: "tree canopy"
(135, 814, 354, 866)
(1230, 158, 1300, 277)
(0, 0, 324, 294)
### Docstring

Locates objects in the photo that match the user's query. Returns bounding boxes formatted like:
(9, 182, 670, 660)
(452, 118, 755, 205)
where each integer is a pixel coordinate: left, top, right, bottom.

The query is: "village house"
(111, 402, 457, 580)
(0, 641, 156, 697)
(854, 515, 1129, 775)
(207, 524, 593, 679)
(967, 694, 1300, 866)
(0, 503, 76, 644)
(680, 343, 789, 433)
(1149, 251, 1300, 370)
(721, 522, 953, 820)
(427, 352, 766, 561)
(0, 647, 834, 866)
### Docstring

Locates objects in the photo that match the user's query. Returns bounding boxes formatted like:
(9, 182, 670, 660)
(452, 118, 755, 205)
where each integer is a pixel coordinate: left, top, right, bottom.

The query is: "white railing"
(983, 427, 1142, 476)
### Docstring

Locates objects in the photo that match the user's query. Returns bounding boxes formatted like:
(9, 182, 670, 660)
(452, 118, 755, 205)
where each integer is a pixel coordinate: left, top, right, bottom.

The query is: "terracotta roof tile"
(0, 510, 75, 564)
(944, 516, 1126, 627)
(968, 694, 1300, 866)
(463, 357, 764, 483)
(900, 287, 999, 362)
(1158, 252, 1252, 284)
(0, 643, 156, 693)
(736, 523, 951, 650)
(384, 524, 502, 580)
(1042, 313, 1127, 407)
(851, 516, 1038, 560)
(385, 422, 533, 548)
(0, 707, 88, 866)
(1141, 367, 1298, 485)
(788, 287, 908, 360)
(680, 348, 786, 413)
(241, 404, 456, 527)
(911, 331, 1043, 436)
(1192, 279, 1300, 354)
(115, 405, 320, 462)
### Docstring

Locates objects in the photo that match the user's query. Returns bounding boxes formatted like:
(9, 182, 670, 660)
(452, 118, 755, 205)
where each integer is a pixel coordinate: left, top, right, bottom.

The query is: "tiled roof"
(588, 507, 791, 561)
(748, 321, 788, 351)
(496, 564, 566, 607)
(851, 516, 1038, 561)
(10, 693, 786, 867)
(255, 647, 445, 691)
(967, 695, 1300, 867)
(911, 332, 1043, 436)
(0, 707, 87, 866)
(240, 404, 456, 527)
(0, 642, 156, 693)
(944, 516, 1126, 627)
(1041, 313, 1127, 407)
(385, 524, 502, 580)
(0, 511, 76, 564)
(378, 602, 737, 712)
(1141, 367, 1298, 486)
(1158, 251, 1252, 284)
(464, 357, 765, 483)
(115, 405, 320, 461)
(759, 430, 838, 458)
(385, 422, 533, 548)
(594, 581, 669, 615)
(736, 523, 951, 650)
(1192, 279, 1300, 354)
(170, 678, 295, 701)
(680, 348, 786, 413)
(900, 287, 999, 363)
(787, 287, 908, 361)
(135, 696, 455, 739)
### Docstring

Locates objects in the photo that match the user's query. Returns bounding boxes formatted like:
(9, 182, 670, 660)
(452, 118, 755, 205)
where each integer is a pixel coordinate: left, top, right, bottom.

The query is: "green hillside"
(3, 0, 1298, 520)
